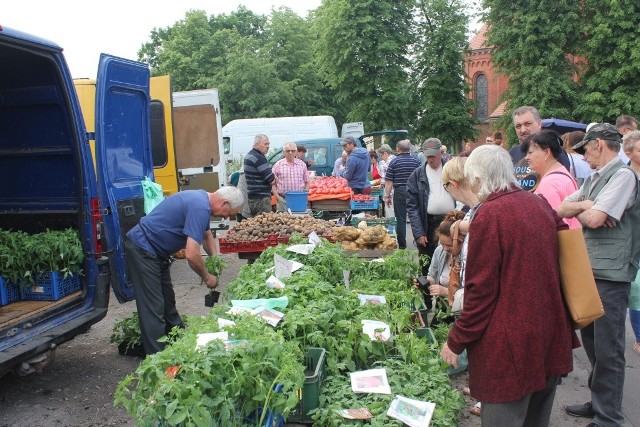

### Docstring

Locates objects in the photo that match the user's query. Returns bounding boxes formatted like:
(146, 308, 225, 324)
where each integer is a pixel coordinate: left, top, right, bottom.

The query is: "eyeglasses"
(285, 149, 296, 153)
(443, 182, 451, 192)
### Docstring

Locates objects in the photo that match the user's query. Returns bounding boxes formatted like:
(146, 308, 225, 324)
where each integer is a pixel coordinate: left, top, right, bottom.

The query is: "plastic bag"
(141, 177, 164, 214)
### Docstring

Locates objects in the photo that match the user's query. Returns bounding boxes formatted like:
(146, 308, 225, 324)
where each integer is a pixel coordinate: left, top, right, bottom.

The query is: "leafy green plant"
(204, 255, 226, 276)
(110, 312, 142, 353)
(115, 314, 305, 426)
(0, 228, 83, 287)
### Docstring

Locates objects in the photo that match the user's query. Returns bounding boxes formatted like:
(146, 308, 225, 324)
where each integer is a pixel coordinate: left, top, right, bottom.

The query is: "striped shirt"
(273, 158, 308, 194)
(385, 153, 421, 187)
(244, 148, 275, 198)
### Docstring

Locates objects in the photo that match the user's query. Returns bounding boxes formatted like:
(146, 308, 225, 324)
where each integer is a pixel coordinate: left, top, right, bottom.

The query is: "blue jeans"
(580, 279, 630, 427)
(630, 309, 640, 342)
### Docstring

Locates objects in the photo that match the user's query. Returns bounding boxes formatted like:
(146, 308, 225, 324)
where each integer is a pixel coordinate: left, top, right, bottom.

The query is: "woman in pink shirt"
(523, 130, 581, 229)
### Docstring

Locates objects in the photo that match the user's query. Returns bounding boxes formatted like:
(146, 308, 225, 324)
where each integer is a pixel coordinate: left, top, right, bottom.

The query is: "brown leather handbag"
(447, 221, 463, 306)
(557, 228, 604, 329)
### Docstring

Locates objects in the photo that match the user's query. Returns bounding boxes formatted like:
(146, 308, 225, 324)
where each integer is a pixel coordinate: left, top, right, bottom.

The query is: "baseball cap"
(572, 123, 621, 154)
(421, 138, 442, 157)
(340, 136, 357, 146)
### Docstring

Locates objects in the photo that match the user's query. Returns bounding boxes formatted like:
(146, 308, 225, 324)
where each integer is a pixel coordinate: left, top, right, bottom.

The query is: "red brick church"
(465, 23, 510, 146)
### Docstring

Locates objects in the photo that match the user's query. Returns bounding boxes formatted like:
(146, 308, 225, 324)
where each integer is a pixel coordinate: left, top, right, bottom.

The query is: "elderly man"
(244, 134, 276, 217)
(272, 141, 309, 211)
(383, 140, 420, 249)
(339, 135, 371, 194)
(407, 138, 456, 310)
(616, 114, 637, 163)
(125, 187, 244, 354)
(558, 123, 639, 427)
(332, 150, 348, 177)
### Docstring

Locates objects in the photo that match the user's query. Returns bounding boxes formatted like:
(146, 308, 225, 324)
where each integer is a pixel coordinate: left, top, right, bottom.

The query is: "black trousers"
(125, 238, 183, 355)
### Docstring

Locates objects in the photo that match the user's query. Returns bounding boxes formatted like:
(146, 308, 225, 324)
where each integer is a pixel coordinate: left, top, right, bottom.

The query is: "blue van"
(0, 26, 152, 376)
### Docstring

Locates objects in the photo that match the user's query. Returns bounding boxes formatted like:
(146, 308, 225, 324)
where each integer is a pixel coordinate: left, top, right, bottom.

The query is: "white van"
(222, 115, 339, 161)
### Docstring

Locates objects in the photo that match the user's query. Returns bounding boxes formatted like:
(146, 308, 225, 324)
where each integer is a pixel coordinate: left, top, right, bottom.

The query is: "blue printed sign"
(514, 159, 540, 192)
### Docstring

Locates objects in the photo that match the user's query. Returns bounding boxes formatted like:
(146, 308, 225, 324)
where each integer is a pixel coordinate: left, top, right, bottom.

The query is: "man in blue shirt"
(125, 187, 243, 354)
(384, 140, 421, 249)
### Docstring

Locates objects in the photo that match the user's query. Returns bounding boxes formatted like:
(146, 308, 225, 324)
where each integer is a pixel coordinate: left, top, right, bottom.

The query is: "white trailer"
(221, 115, 339, 160)
(172, 89, 226, 194)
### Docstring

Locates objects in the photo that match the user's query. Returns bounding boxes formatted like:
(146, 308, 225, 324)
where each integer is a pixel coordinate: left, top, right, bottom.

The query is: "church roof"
(469, 23, 489, 50)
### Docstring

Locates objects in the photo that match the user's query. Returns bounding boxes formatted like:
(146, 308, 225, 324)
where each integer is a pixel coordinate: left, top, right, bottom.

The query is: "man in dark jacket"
(339, 136, 371, 194)
(243, 134, 276, 217)
(406, 138, 456, 309)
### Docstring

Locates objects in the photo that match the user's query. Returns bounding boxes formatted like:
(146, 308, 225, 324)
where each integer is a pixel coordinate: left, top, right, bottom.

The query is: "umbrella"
(541, 118, 587, 134)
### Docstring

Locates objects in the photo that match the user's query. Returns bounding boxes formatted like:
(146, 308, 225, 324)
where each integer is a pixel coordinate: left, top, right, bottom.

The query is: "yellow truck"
(75, 78, 227, 197)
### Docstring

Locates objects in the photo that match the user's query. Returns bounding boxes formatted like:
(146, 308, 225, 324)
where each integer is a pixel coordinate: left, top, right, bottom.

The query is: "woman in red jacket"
(440, 145, 577, 426)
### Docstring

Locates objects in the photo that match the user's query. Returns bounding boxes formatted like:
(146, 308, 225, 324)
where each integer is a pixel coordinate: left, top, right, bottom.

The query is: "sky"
(2, 0, 322, 78)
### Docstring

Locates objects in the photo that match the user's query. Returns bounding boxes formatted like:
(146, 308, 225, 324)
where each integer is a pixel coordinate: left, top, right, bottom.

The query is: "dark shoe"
(585, 423, 599, 427)
(565, 402, 595, 418)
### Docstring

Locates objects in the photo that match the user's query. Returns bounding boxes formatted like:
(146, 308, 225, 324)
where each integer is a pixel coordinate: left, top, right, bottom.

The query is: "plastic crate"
(21, 272, 81, 301)
(218, 237, 271, 254)
(350, 198, 379, 210)
(287, 347, 327, 423)
(416, 327, 436, 344)
(1, 277, 21, 306)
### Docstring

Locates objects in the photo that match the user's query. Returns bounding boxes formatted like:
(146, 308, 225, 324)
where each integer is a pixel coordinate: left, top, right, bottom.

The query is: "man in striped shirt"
(243, 134, 276, 217)
(384, 140, 421, 249)
(272, 142, 309, 211)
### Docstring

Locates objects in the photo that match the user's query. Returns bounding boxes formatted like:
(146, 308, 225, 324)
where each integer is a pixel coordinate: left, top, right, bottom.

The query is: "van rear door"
(94, 54, 153, 303)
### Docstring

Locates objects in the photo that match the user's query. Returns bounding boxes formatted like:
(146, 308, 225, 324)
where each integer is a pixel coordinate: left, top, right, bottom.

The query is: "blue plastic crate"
(0, 277, 21, 306)
(21, 272, 81, 301)
(350, 198, 379, 210)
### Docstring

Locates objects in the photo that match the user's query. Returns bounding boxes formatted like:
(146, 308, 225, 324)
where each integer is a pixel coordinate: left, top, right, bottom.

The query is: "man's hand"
(416, 235, 427, 246)
(204, 274, 218, 289)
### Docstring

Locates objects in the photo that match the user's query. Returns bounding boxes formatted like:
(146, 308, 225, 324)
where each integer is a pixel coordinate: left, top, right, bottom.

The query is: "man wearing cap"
(407, 138, 456, 309)
(383, 140, 420, 248)
(558, 123, 640, 427)
(339, 136, 371, 194)
(377, 144, 396, 218)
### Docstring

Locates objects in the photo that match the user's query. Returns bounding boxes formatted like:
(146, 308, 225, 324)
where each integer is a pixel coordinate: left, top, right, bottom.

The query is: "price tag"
(308, 231, 321, 245)
(343, 270, 350, 290)
(274, 254, 293, 278)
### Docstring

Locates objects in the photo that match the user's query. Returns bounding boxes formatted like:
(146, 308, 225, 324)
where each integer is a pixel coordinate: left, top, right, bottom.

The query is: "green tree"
(412, 0, 477, 148)
(313, 0, 415, 130)
(482, 0, 582, 143)
(574, 0, 640, 123)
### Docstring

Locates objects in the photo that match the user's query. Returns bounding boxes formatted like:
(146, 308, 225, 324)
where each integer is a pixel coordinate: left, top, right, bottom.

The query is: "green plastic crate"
(287, 347, 326, 423)
(416, 327, 436, 344)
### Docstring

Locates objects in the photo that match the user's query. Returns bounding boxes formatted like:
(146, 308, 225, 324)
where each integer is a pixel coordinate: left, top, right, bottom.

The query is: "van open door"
(94, 54, 154, 303)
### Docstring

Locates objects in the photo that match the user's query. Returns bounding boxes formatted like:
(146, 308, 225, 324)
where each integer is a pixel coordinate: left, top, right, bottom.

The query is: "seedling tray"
(21, 272, 81, 301)
(287, 347, 327, 423)
(0, 277, 20, 306)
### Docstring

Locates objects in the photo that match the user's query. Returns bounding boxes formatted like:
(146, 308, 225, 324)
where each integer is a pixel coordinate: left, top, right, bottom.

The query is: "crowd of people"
(124, 109, 639, 427)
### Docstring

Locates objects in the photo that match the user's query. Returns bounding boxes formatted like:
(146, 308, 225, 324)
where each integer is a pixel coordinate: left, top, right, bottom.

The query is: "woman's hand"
(429, 284, 447, 296)
(440, 342, 459, 368)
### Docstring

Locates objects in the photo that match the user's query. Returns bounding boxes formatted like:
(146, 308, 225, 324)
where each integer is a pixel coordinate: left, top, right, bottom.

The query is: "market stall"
(114, 238, 464, 426)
